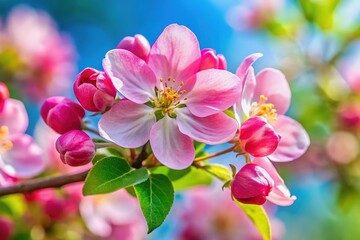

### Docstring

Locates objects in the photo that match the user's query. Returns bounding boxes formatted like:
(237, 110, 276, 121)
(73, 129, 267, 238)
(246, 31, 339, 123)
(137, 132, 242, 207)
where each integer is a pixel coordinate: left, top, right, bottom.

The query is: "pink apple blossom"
(56, 130, 95, 167)
(80, 190, 147, 240)
(0, 6, 75, 101)
(117, 34, 151, 61)
(99, 24, 241, 169)
(226, 0, 284, 30)
(74, 68, 116, 112)
(235, 53, 310, 162)
(231, 163, 274, 205)
(0, 97, 45, 180)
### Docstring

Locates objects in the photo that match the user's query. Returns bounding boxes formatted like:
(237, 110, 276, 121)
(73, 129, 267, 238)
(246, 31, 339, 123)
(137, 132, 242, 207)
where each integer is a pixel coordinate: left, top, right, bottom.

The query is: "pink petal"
(253, 68, 291, 115)
(253, 157, 296, 206)
(176, 108, 238, 144)
(150, 116, 194, 169)
(268, 115, 310, 162)
(185, 69, 242, 117)
(147, 24, 201, 84)
(0, 99, 28, 136)
(235, 53, 263, 82)
(1, 134, 45, 178)
(103, 49, 156, 104)
(235, 67, 256, 122)
(99, 99, 156, 148)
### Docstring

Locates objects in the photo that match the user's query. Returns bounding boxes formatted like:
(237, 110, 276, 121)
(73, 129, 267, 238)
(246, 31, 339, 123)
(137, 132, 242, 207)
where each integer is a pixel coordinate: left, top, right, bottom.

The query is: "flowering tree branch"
(0, 170, 89, 197)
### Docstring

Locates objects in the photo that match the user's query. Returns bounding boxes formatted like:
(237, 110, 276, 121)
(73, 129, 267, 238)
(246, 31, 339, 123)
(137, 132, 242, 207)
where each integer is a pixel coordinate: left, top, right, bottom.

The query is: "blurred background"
(1, 0, 360, 239)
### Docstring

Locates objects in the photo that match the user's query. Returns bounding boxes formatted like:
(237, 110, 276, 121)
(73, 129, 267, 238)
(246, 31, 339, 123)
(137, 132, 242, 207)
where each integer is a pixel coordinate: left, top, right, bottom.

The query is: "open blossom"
(235, 53, 310, 162)
(0, 93, 45, 181)
(99, 24, 241, 169)
(80, 190, 147, 240)
(0, 6, 75, 101)
(226, 0, 284, 30)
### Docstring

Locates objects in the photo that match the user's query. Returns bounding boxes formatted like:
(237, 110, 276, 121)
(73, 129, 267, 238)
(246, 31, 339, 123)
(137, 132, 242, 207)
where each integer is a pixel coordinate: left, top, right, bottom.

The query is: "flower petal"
(0, 99, 28, 136)
(103, 49, 156, 104)
(1, 134, 45, 178)
(235, 53, 263, 82)
(235, 67, 256, 122)
(253, 68, 291, 115)
(185, 69, 242, 117)
(176, 108, 238, 144)
(268, 115, 310, 162)
(150, 116, 194, 169)
(253, 157, 296, 206)
(99, 99, 156, 148)
(147, 24, 201, 83)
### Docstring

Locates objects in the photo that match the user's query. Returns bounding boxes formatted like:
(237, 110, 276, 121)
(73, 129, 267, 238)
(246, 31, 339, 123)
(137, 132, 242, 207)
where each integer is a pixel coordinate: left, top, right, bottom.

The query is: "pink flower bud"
(240, 116, 281, 157)
(0, 82, 10, 111)
(41, 97, 85, 134)
(56, 130, 95, 167)
(0, 217, 12, 240)
(116, 34, 151, 61)
(231, 164, 274, 205)
(338, 103, 360, 129)
(43, 197, 67, 220)
(74, 68, 116, 112)
(199, 48, 227, 70)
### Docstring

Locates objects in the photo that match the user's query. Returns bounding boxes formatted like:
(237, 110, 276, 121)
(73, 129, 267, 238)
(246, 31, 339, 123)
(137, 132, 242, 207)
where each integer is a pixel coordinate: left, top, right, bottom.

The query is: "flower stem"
(194, 146, 235, 162)
(0, 170, 89, 197)
(83, 125, 100, 136)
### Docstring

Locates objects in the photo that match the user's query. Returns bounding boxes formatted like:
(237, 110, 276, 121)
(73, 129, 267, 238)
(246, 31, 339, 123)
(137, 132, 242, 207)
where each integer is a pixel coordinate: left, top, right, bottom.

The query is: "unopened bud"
(56, 130, 95, 167)
(74, 68, 116, 112)
(239, 116, 280, 157)
(117, 34, 151, 61)
(41, 97, 85, 134)
(199, 48, 227, 70)
(231, 163, 274, 205)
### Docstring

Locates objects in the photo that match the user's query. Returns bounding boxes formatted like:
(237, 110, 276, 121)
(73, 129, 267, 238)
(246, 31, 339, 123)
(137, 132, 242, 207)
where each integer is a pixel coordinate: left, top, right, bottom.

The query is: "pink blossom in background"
(0, 6, 75, 101)
(235, 53, 310, 162)
(339, 56, 360, 94)
(177, 187, 284, 240)
(0, 96, 45, 183)
(226, 0, 284, 30)
(80, 190, 147, 240)
(99, 24, 241, 169)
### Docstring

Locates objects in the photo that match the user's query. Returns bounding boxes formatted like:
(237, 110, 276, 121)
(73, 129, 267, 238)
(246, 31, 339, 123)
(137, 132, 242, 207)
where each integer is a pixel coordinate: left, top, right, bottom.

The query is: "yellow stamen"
(249, 95, 278, 121)
(0, 126, 13, 154)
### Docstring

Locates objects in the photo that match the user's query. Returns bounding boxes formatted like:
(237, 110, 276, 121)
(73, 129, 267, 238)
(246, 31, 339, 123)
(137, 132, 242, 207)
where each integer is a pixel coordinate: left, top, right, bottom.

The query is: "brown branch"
(0, 170, 89, 197)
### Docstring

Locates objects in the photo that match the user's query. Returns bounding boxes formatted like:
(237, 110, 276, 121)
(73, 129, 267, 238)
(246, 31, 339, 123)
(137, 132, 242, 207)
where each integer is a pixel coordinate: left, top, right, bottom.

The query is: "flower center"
(150, 77, 187, 118)
(0, 126, 13, 154)
(249, 95, 277, 121)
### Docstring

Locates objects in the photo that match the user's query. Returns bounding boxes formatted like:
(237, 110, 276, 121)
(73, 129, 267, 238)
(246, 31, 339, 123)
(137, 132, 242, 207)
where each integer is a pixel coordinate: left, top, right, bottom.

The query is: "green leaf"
(134, 174, 174, 233)
(203, 164, 232, 182)
(194, 141, 207, 157)
(234, 199, 271, 240)
(83, 156, 149, 195)
(172, 166, 212, 190)
(151, 166, 191, 181)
